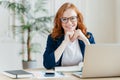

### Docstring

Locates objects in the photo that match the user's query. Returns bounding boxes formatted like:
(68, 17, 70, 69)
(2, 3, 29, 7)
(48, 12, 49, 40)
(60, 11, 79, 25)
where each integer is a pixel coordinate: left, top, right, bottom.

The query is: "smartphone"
(44, 72, 55, 77)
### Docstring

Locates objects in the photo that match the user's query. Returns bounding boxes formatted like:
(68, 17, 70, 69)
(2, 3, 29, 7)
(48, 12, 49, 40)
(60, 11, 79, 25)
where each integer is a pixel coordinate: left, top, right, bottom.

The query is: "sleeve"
(87, 32, 95, 44)
(79, 32, 95, 58)
(43, 35, 61, 69)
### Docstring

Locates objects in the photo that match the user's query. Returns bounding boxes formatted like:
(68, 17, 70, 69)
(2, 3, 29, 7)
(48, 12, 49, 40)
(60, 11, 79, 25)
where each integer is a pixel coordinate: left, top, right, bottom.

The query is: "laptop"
(73, 44, 120, 78)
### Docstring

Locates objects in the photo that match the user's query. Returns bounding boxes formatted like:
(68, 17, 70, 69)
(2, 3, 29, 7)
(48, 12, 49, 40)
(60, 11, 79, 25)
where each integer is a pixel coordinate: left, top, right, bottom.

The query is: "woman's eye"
(71, 17, 76, 20)
(61, 18, 67, 22)
(70, 16, 77, 21)
(62, 18, 67, 21)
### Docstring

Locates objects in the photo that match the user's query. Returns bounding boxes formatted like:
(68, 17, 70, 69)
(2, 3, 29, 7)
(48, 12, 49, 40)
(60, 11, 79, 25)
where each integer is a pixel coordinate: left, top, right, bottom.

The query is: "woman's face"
(61, 9, 78, 33)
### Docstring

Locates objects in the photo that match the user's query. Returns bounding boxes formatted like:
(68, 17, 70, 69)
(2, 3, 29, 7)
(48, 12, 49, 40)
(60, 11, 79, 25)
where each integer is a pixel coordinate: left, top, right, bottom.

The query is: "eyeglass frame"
(60, 16, 78, 23)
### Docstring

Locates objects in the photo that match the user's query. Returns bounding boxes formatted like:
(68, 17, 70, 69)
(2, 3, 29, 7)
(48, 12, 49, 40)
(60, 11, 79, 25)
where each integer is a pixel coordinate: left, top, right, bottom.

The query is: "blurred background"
(0, 0, 120, 71)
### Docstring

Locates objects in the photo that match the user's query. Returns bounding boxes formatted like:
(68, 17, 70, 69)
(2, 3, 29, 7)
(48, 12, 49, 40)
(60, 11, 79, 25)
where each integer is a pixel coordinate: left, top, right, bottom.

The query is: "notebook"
(73, 44, 120, 78)
(3, 70, 33, 79)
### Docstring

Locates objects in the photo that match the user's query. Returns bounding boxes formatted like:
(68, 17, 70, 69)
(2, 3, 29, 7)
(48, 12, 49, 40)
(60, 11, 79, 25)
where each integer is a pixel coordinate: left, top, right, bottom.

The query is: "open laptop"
(73, 44, 120, 78)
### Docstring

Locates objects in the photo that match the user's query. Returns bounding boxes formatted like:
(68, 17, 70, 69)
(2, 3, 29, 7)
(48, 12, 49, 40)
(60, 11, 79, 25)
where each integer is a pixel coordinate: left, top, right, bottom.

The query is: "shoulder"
(47, 34, 64, 43)
(87, 32, 95, 44)
(47, 34, 55, 44)
(87, 32, 93, 36)
(47, 34, 64, 41)
(86, 32, 94, 38)
(47, 34, 53, 40)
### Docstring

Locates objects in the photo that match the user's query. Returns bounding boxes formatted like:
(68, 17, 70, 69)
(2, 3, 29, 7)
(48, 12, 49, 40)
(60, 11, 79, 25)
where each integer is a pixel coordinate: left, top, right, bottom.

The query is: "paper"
(55, 65, 82, 72)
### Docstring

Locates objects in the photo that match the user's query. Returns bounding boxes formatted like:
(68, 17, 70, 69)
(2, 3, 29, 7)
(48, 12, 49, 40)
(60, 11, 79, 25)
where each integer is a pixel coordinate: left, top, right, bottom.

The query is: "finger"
(65, 32, 71, 42)
(66, 31, 74, 38)
(71, 33, 77, 42)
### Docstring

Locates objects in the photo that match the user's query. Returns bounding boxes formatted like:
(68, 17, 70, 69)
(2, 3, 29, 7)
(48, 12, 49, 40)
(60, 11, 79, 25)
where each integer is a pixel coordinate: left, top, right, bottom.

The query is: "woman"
(43, 2, 95, 69)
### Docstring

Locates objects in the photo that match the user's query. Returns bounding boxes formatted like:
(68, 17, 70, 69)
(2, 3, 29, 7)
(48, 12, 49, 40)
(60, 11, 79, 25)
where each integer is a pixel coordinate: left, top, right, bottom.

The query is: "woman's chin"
(67, 29, 74, 32)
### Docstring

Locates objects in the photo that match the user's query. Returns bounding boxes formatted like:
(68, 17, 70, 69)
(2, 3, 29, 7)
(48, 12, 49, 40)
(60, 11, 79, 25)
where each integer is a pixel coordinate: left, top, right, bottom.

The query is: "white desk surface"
(1, 68, 120, 80)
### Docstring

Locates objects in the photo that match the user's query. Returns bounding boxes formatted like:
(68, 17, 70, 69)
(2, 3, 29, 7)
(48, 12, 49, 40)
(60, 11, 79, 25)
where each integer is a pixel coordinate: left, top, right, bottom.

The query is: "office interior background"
(0, 0, 120, 71)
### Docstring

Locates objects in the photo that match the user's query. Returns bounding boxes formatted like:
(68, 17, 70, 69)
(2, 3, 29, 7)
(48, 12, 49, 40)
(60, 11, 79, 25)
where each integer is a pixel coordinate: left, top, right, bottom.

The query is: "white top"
(61, 39, 83, 66)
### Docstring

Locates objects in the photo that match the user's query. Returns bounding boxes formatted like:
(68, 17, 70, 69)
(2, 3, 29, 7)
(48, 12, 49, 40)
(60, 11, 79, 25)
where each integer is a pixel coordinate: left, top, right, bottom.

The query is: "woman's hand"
(64, 31, 74, 43)
(70, 29, 84, 41)
(71, 29, 90, 45)
(63, 29, 90, 45)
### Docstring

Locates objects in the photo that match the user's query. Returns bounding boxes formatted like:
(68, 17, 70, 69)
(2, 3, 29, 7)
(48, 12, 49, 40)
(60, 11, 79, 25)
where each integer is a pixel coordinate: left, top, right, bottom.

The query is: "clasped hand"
(64, 29, 87, 43)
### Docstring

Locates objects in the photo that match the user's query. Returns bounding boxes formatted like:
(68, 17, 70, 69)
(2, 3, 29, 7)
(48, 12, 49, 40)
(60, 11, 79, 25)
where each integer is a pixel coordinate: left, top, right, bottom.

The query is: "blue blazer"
(43, 32, 95, 69)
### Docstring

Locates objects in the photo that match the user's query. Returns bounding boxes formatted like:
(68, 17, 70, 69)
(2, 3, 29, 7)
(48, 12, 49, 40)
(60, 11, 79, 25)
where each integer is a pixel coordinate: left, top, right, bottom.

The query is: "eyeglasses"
(60, 16, 77, 23)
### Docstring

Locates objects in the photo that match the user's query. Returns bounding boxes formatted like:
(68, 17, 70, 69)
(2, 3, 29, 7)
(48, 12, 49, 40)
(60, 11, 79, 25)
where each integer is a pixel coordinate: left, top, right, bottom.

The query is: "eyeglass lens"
(60, 16, 77, 23)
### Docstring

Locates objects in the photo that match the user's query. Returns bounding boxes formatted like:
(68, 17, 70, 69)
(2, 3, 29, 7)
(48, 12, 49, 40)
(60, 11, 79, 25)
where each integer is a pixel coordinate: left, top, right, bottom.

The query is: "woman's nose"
(66, 19, 72, 25)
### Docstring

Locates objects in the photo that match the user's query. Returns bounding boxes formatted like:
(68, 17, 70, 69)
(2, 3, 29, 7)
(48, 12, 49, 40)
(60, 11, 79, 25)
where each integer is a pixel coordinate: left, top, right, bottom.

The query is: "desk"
(1, 68, 120, 80)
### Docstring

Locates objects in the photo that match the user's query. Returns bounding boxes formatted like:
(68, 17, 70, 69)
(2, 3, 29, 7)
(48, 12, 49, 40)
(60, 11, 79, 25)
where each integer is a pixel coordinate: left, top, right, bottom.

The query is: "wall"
(0, 6, 9, 37)
(85, 0, 116, 43)
(0, 41, 22, 72)
(116, 0, 120, 43)
(0, 6, 22, 71)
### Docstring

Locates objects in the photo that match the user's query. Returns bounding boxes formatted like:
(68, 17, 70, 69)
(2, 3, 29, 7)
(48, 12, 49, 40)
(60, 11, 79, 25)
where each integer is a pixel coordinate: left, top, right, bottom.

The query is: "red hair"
(51, 2, 87, 40)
